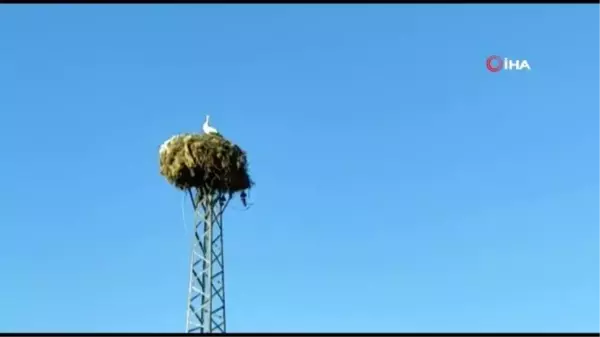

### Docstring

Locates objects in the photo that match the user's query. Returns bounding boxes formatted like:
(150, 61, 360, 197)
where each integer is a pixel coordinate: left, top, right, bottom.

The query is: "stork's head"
(205, 115, 210, 122)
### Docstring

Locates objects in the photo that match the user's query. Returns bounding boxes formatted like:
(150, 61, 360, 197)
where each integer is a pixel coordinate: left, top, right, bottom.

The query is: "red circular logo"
(486, 55, 503, 72)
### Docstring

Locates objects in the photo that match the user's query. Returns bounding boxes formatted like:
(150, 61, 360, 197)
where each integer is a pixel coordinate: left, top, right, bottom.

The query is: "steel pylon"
(185, 189, 228, 333)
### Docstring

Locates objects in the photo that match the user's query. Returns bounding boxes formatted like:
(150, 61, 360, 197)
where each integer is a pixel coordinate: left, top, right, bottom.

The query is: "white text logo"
(486, 55, 531, 72)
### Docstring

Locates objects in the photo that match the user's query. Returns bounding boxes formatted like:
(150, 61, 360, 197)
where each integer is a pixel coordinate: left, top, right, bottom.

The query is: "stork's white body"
(203, 115, 218, 134)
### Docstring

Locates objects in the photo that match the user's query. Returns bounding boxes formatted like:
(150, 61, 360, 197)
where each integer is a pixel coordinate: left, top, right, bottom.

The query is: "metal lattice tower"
(185, 188, 229, 333)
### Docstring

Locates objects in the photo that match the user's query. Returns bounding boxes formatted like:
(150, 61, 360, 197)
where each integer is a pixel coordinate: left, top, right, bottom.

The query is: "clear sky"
(0, 4, 598, 333)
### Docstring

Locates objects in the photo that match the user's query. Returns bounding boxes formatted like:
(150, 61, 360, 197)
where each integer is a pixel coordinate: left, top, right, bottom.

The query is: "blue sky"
(0, 4, 598, 333)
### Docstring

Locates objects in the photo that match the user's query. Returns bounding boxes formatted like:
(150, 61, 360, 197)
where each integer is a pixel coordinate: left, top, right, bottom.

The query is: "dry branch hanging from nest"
(159, 133, 253, 202)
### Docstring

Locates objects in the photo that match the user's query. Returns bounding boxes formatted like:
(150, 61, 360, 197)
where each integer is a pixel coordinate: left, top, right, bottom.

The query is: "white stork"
(202, 115, 219, 135)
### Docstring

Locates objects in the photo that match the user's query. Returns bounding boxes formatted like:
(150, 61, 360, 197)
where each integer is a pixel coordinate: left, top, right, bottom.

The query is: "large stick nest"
(159, 133, 253, 194)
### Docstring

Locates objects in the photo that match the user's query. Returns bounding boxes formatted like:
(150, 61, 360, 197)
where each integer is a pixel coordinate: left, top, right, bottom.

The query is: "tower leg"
(185, 189, 227, 333)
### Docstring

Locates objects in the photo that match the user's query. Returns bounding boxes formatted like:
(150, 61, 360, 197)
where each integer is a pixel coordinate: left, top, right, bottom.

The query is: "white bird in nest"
(202, 115, 219, 135)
